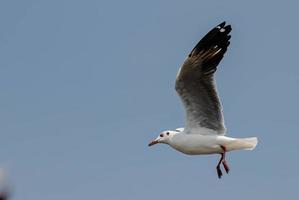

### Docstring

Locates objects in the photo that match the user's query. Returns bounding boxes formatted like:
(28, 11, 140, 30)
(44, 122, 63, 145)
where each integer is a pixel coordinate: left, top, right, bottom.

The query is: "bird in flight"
(148, 22, 258, 179)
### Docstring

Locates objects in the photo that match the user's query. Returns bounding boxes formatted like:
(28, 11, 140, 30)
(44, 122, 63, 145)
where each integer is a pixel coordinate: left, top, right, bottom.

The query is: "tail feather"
(226, 137, 258, 151)
(240, 137, 258, 150)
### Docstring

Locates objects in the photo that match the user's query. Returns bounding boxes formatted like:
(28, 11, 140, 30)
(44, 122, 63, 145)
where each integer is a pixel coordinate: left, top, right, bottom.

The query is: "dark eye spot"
(160, 134, 163, 137)
(166, 132, 169, 136)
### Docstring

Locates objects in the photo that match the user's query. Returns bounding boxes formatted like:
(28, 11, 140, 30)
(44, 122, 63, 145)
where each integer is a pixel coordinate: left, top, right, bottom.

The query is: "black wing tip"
(188, 21, 232, 75)
(217, 21, 226, 27)
(216, 23, 232, 36)
(190, 22, 232, 56)
(224, 25, 232, 34)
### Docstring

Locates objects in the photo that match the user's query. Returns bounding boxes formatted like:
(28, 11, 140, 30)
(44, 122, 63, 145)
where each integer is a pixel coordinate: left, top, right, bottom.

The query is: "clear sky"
(1, 0, 299, 199)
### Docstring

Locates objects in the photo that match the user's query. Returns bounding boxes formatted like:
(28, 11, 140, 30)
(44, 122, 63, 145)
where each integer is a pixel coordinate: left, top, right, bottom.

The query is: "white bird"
(148, 22, 258, 179)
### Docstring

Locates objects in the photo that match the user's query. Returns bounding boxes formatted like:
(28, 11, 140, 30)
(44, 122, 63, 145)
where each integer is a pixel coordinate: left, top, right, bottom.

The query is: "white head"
(148, 130, 178, 146)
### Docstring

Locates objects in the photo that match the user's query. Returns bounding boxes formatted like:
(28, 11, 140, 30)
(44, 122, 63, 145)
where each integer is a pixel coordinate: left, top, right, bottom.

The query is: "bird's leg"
(216, 153, 224, 179)
(220, 145, 230, 174)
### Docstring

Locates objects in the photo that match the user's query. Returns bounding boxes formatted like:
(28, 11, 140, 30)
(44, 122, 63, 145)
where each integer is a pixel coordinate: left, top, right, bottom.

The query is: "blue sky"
(1, 0, 299, 199)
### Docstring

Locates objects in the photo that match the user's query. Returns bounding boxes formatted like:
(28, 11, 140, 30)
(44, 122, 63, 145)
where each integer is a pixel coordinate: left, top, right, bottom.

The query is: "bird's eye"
(160, 134, 164, 137)
(166, 132, 169, 136)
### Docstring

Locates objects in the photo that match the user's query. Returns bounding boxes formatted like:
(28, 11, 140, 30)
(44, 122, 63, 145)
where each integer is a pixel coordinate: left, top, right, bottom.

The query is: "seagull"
(148, 22, 258, 179)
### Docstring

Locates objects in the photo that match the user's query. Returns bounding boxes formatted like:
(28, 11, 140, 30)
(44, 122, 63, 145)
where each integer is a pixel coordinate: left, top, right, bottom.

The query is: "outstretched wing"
(175, 22, 231, 135)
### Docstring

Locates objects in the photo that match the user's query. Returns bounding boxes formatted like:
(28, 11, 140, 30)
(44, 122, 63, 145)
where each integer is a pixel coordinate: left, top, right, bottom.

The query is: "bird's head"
(148, 130, 177, 146)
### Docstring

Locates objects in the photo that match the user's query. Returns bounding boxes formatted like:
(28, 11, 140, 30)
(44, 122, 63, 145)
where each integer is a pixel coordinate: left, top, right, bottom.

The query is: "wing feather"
(175, 22, 231, 135)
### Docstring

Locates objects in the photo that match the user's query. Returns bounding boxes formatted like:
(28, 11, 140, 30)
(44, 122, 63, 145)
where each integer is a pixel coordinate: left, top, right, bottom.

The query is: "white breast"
(169, 133, 223, 155)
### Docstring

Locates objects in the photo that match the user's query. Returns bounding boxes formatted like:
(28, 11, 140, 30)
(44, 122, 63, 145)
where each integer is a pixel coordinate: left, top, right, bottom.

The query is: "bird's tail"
(239, 137, 258, 150)
(226, 137, 258, 151)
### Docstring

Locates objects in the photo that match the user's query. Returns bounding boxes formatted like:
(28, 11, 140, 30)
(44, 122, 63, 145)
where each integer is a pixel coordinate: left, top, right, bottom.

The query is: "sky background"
(1, 0, 299, 199)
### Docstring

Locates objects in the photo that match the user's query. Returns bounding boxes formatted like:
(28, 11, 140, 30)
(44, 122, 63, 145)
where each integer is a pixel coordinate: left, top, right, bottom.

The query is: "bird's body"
(167, 131, 257, 155)
(148, 22, 258, 178)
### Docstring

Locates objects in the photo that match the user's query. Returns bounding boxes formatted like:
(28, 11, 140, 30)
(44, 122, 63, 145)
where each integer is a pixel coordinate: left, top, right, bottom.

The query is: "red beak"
(148, 140, 159, 146)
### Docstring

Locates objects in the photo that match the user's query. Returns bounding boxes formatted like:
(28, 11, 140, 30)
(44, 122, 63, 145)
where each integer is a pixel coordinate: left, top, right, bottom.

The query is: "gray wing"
(175, 22, 231, 135)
